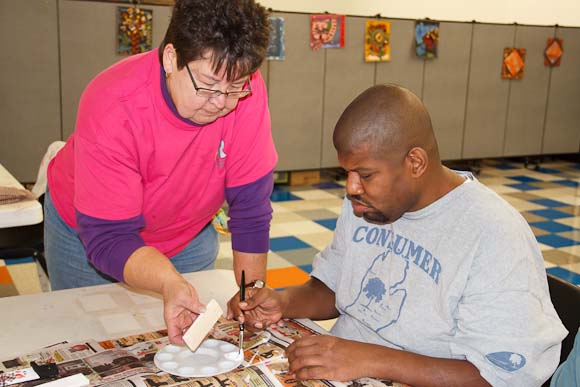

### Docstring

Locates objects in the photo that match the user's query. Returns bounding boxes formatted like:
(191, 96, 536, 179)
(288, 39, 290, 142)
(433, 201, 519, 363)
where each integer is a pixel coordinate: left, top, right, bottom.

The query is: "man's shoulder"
(460, 178, 522, 221)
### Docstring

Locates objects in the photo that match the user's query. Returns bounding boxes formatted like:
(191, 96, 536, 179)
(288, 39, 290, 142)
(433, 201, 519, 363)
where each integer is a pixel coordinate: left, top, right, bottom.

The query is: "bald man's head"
(333, 85, 438, 161)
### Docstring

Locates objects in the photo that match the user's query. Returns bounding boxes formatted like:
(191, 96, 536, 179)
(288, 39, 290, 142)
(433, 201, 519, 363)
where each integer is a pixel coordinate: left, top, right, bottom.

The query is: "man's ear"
(162, 43, 177, 75)
(406, 147, 428, 178)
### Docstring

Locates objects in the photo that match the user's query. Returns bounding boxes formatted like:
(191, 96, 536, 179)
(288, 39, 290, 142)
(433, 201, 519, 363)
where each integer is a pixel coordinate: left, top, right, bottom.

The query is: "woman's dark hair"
(159, 0, 270, 80)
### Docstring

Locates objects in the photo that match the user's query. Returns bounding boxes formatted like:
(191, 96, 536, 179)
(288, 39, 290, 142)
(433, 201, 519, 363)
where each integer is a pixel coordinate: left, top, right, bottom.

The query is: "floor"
(2, 157, 580, 298)
(0, 256, 46, 296)
(216, 158, 580, 289)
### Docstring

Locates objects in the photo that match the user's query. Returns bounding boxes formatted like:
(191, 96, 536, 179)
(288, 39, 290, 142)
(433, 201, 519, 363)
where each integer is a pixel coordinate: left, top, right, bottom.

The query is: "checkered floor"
(3, 158, 580, 297)
(0, 256, 44, 296)
(216, 158, 580, 289)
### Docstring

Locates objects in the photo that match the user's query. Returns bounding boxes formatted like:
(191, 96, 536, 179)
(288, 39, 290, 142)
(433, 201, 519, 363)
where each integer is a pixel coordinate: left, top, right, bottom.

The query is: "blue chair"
(543, 274, 580, 386)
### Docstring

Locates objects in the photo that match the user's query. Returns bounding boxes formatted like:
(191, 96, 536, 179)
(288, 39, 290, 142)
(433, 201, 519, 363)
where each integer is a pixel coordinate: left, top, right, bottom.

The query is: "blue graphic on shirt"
(344, 246, 409, 332)
(363, 278, 386, 307)
(351, 226, 442, 284)
(344, 226, 443, 333)
(486, 352, 526, 372)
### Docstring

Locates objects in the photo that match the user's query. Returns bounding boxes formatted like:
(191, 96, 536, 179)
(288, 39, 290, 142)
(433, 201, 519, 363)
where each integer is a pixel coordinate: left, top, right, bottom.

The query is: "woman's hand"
(161, 276, 205, 344)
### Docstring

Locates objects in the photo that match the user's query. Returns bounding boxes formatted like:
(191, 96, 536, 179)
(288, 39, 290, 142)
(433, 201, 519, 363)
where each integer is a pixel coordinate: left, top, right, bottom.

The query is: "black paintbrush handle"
(240, 270, 246, 302)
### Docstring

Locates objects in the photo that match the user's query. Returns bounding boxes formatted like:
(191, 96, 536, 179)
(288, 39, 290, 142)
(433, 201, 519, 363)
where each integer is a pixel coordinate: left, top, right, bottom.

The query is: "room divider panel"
(422, 22, 473, 161)
(543, 27, 580, 155)
(2, 1, 579, 181)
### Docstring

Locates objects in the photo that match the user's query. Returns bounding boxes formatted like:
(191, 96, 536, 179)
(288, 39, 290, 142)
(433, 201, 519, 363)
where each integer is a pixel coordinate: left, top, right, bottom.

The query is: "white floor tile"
(501, 196, 545, 211)
(270, 221, 330, 237)
(217, 241, 233, 260)
(486, 184, 521, 194)
(555, 217, 580, 229)
(296, 232, 334, 251)
(538, 243, 555, 251)
(265, 252, 295, 269)
(291, 190, 341, 200)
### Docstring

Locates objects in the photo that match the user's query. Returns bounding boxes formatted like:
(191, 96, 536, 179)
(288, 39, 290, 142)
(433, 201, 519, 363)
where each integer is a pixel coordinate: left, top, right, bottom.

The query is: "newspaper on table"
(1, 318, 411, 387)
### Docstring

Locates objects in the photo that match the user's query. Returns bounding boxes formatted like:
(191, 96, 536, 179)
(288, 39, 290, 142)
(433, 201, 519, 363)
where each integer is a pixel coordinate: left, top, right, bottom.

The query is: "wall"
(59, 1, 172, 139)
(1, 0, 579, 180)
(0, 0, 61, 181)
(259, 0, 580, 27)
(265, 15, 580, 169)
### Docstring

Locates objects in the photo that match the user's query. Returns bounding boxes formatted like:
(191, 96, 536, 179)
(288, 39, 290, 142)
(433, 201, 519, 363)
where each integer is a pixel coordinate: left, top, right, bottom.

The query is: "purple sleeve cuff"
(225, 171, 273, 253)
(76, 211, 146, 282)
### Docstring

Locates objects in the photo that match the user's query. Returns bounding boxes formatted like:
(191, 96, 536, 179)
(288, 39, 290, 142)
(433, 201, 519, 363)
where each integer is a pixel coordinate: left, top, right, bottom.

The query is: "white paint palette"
(154, 339, 243, 377)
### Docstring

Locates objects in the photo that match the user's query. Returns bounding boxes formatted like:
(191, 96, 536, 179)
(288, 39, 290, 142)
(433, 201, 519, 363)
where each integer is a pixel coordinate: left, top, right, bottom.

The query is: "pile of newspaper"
(0, 318, 409, 387)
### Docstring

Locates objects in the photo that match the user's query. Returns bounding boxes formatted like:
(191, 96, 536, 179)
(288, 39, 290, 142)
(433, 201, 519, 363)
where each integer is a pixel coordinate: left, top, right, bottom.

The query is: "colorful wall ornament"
(117, 6, 153, 55)
(365, 20, 391, 62)
(266, 16, 285, 60)
(415, 20, 439, 59)
(310, 14, 345, 50)
(544, 38, 563, 67)
(502, 48, 526, 79)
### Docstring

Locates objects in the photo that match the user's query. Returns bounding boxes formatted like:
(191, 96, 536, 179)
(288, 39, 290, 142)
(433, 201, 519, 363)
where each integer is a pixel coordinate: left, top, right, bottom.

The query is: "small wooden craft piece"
(183, 299, 223, 352)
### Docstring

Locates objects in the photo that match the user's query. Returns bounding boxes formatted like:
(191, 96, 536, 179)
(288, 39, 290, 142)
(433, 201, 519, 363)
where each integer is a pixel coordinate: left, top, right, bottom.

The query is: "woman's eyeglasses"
(185, 64, 252, 100)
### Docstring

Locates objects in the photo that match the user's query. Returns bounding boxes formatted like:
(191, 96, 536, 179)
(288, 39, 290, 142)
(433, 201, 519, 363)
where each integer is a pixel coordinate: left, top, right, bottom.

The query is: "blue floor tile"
(269, 236, 312, 251)
(506, 183, 541, 191)
(536, 234, 578, 248)
(312, 182, 344, 189)
(299, 264, 313, 274)
(536, 167, 561, 174)
(3, 256, 35, 265)
(509, 175, 542, 183)
(314, 218, 337, 231)
(529, 209, 573, 220)
(529, 198, 569, 208)
(270, 189, 302, 202)
(493, 163, 518, 170)
(546, 267, 580, 286)
(530, 221, 575, 233)
(553, 180, 579, 188)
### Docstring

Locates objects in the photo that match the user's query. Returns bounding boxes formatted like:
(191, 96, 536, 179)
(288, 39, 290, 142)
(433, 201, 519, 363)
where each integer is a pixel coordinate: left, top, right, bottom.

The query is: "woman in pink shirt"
(45, 0, 277, 345)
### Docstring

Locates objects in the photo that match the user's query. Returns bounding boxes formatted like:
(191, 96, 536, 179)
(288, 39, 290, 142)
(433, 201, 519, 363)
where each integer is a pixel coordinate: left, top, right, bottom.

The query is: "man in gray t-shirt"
(238, 85, 566, 387)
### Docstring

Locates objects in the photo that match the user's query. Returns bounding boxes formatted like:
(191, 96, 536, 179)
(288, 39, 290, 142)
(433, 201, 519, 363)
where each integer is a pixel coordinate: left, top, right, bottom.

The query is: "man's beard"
(347, 194, 389, 224)
(361, 211, 389, 224)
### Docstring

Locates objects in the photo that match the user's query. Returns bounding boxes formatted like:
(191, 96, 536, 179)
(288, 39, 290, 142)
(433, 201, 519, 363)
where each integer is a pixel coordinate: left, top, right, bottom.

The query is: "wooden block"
(183, 299, 223, 352)
(273, 171, 289, 184)
(289, 170, 320, 186)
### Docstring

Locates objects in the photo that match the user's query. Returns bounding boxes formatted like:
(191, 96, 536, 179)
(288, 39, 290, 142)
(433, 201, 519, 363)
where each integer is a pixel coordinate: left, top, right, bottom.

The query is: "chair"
(548, 273, 580, 363)
(0, 141, 64, 277)
(543, 273, 580, 387)
(0, 194, 47, 275)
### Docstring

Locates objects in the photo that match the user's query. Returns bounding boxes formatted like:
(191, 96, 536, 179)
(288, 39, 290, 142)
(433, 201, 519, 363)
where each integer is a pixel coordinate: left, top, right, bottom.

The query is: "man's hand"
(226, 289, 243, 323)
(161, 277, 205, 344)
(287, 335, 491, 387)
(236, 288, 288, 329)
(286, 335, 371, 382)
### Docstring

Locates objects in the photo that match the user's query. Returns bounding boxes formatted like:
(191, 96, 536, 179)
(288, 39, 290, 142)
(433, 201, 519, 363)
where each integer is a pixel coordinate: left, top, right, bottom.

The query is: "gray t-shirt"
(311, 175, 567, 387)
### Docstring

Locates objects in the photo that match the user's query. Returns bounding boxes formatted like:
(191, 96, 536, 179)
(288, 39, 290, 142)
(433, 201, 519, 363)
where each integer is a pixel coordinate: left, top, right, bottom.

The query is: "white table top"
(0, 163, 43, 228)
(0, 269, 239, 359)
